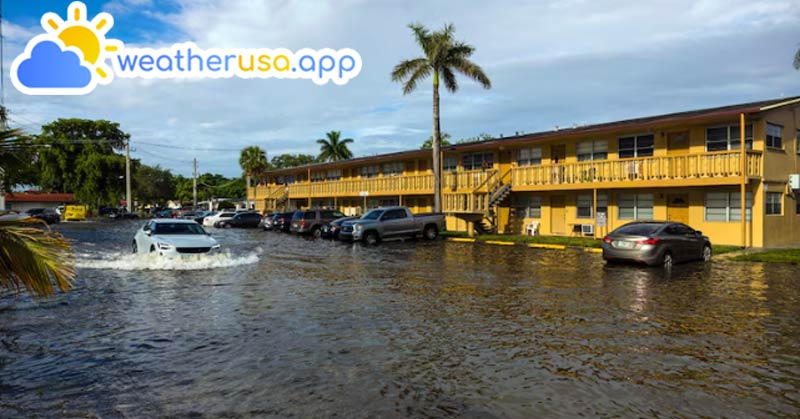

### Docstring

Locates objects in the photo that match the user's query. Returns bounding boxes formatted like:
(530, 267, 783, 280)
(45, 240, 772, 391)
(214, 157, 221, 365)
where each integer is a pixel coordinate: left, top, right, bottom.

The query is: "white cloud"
(4, 0, 799, 177)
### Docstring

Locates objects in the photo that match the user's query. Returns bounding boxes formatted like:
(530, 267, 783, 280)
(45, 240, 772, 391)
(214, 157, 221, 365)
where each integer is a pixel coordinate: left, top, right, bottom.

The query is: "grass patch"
(441, 230, 601, 248)
(730, 248, 800, 264)
(713, 245, 744, 255)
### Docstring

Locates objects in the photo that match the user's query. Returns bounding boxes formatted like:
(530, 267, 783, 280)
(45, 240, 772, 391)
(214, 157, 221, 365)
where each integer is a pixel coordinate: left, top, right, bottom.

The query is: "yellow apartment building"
(249, 97, 800, 247)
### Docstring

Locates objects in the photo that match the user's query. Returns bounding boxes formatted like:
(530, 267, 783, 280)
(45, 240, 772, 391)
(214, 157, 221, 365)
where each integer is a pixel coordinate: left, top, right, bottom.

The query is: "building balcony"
(511, 150, 762, 190)
(287, 173, 434, 199)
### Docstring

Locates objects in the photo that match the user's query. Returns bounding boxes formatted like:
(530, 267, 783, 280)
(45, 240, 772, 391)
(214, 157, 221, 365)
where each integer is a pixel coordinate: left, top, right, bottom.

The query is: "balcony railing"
(442, 169, 496, 192)
(512, 151, 762, 188)
(287, 173, 434, 198)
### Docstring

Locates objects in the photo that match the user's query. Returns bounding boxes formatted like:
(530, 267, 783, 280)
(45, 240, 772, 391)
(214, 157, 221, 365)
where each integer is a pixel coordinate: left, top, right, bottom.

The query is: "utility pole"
(193, 158, 197, 209)
(125, 138, 132, 213)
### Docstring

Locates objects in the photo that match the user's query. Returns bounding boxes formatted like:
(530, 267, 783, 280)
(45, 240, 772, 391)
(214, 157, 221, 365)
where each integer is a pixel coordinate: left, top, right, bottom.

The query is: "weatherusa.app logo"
(11, 1, 363, 96)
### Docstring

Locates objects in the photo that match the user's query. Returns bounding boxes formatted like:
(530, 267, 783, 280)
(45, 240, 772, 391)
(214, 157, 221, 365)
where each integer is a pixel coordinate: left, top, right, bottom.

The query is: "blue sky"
(4, 0, 799, 178)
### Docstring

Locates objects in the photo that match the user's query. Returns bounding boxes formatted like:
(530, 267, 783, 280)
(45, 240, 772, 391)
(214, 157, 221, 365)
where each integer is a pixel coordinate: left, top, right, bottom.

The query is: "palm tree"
(795, 47, 800, 70)
(317, 131, 354, 162)
(239, 146, 268, 193)
(0, 113, 75, 297)
(0, 218, 74, 296)
(391, 23, 491, 212)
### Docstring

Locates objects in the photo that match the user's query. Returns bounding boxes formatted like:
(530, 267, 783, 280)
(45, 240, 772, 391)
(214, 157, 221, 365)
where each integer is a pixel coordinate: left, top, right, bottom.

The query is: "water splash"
(75, 250, 260, 271)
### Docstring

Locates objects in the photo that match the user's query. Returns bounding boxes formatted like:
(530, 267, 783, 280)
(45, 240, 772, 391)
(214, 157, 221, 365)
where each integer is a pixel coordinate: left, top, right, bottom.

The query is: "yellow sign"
(63, 205, 86, 221)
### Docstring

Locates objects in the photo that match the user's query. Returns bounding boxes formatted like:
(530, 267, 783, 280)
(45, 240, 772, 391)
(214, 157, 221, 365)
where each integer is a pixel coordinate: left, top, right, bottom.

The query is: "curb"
(445, 237, 601, 253)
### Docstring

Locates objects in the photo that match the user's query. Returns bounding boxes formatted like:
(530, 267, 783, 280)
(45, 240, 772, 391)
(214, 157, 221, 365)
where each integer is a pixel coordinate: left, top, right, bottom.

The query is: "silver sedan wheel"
(702, 246, 712, 261)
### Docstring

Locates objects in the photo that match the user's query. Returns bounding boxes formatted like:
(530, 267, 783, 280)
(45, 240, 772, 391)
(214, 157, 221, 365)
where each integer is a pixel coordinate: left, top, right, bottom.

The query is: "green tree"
(270, 153, 319, 169)
(0, 115, 75, 297)
(316, 131, 354, 161)
(421, 132, 451, 149)
(238, 146, 268, 189)
(391, 23, 491, 212)
(35, 119, 130, 208)
(134, 164, 176, 207)
(457, 133, 493, 144)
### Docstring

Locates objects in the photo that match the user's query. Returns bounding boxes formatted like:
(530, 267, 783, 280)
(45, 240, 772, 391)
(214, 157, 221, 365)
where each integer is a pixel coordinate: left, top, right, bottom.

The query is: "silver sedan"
(602, 221, 712, 268)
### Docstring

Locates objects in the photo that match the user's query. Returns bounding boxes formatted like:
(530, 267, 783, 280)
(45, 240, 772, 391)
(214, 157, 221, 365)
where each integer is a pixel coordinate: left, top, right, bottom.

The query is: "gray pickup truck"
(339, 206, 445, 244)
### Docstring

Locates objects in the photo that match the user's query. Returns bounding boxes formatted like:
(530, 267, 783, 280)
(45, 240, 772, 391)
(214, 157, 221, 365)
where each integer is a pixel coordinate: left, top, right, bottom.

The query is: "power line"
(133, 140, 244, 152)
(135, 147, 192, 164)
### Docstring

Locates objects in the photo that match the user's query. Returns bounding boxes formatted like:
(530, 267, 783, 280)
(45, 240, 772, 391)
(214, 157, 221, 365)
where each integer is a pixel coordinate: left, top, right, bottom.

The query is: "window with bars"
(517, 148, 542, 166)
(617, 193, 654, 220)
(766, 123, 783, 149)
(704, 192, 753, 221)
(618, 135, 654, 158)
(576, 141, 608, 161)
(705, 124, 753, 151)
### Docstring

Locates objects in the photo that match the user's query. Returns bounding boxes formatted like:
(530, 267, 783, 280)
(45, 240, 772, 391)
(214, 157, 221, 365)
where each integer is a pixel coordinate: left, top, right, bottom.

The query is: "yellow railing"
(512, 151, 762, 187)
(442, 169, 496, 191)
(287, 173, 434, 198)
(443, 192, 489, 214)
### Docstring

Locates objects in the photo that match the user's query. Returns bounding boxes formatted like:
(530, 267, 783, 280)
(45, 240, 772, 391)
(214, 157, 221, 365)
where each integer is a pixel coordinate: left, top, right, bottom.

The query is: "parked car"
(25, 208, 61, 224)
(109, 209, 138, 220)
(99, 206, 118, 216)
(155, 209, 175, 218)
(290, 209, 346, 238)
(271, 211, 296, 233)
(214, 212, 263, 228)
(194, 211, 215, 224)
(321, 216, 360, 239)
(602, 221, 712, 268)
(258, 213, 277, 231)
(203, 211, 236, 227)
(340, 206, 445, 244)
(132, 219, 220, 256)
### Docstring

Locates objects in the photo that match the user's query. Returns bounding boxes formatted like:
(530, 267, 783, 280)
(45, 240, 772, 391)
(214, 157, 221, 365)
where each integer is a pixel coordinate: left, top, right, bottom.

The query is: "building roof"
(4, 193, 75, 203)
(266, 96, 800, 175)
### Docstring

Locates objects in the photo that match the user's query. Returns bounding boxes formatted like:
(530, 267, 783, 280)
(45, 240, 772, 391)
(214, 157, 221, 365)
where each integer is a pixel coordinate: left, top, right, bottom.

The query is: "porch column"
(739, 113, 747, 247)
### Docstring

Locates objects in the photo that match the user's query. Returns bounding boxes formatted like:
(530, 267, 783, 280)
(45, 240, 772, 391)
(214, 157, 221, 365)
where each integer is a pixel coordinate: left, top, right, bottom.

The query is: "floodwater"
(1, 220, 798, 418)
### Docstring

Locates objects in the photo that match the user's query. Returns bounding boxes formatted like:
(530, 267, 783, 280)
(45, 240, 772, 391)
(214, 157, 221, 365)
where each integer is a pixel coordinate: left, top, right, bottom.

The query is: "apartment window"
(576, 141, 608, 161)
(382, 162, 404, 176)
(766, 123, 783, 149)
(796, 129, 800, 154)
(706, 124, 753, 151)
(618, 193, 654, 220)
(515, 195, 541, 218)
(704, 192, 753, 222)
(462, 152, 493, 170)
(517, 148, 542, 166)
(576, 195, 593, 218)
(360, 165, 379, 178)
(618, 135, 654, 158)
(766, 192, 782, 215)
(443, 156, 458, 172)
(327, 169, 342, 180)
(311, 171, 325, 182)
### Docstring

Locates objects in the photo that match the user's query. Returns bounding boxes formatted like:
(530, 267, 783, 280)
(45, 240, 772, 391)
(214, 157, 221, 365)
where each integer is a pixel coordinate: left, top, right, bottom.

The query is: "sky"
(3, 0, 799, 178)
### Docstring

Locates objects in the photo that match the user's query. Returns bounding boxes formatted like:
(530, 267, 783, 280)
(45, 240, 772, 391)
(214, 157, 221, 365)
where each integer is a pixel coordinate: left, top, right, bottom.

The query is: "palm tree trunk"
(432, 72, 442, 213)
(246, 174, 252, 203)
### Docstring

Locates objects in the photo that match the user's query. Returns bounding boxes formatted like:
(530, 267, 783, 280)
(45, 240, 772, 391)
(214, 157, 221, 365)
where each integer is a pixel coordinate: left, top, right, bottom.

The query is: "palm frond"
(449, 57, 492, 89)
(0, 218, 74, 297)
(391, 58, 428, 83)
(402, 64, 432, 94)
(408, 23, 432, 56)
(441, 67, 458, 92)
(795, 47, 800, 70)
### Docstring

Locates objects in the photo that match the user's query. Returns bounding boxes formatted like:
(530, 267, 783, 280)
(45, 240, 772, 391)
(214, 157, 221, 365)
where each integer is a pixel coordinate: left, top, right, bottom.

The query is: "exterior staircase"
(445, 169, 512, 236)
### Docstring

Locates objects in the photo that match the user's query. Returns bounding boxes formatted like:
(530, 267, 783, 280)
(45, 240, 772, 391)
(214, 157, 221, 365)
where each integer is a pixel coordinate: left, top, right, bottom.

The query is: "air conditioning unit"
(790, 174, 800, 191)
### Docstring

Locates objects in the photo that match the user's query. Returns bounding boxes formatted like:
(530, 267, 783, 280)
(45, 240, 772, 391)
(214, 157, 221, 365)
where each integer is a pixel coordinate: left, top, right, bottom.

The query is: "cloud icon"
(16, 40, 92, 89)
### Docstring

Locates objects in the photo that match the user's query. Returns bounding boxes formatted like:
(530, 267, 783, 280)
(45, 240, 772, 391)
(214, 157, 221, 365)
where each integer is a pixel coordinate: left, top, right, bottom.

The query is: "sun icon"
(40, 1, 123, 83)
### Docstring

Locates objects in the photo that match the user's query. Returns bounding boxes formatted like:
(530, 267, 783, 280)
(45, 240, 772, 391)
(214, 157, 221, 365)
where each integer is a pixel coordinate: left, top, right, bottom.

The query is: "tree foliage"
(421, 132, 451, 149)
(317, 131, 354, 161)
(34, 119, 130, 207)
(134, 164, 176, 206)
(270, 153, 319, 169)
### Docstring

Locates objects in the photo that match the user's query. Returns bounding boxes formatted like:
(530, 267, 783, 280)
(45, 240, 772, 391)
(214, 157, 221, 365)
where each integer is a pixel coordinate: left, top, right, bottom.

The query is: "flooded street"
(1, 220, 799, 418)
